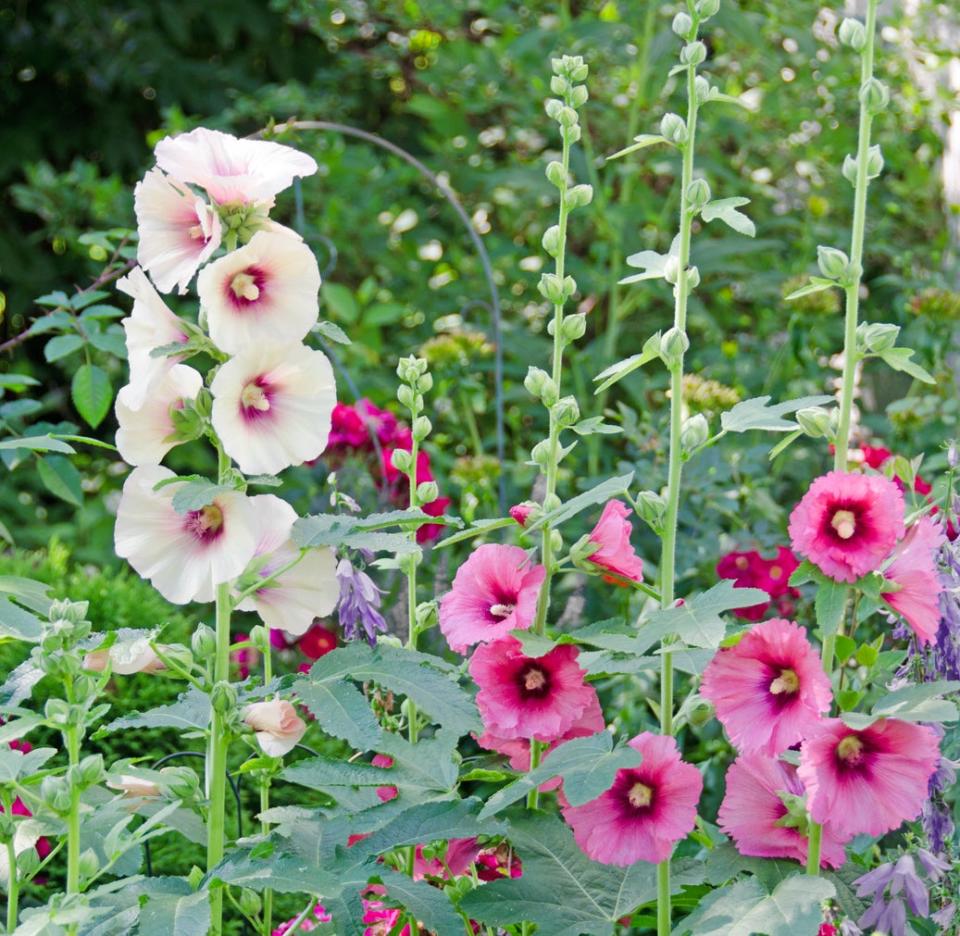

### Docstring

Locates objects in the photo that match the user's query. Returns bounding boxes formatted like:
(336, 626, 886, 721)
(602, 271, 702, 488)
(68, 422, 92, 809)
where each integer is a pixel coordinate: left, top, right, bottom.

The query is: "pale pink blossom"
(243, 699, 307, 757)
(107, 775, 162, 798)
(83, 638, 167, 676)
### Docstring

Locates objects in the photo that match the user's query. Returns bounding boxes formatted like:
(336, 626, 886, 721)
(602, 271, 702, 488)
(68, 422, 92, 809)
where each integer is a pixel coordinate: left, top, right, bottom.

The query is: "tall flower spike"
(701, 617, 832, 755)
(197, 230, 321, 355)
(235, 494, 338, 636)
(117, 267, 191, 408)
(114, 465, 257, 604)
(134, 168, 222, 294)
(154, 127, 318, 205)
(210, 342, 336, 476)
(115, 364, 203, 466)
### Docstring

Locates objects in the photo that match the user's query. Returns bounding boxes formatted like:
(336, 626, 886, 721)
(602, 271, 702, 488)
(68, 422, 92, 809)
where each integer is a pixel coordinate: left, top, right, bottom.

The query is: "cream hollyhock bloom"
(154, 127, 317, 206)
(197, 230, 320, 355)
(134, 168, 222, 294)
(115, 364, 203, 466)
(236, 494, 338, 636)
(107, 775, 163, 798)
(117, 267, 190, 409)
(243, 699, 307, 757)
(0, 819, 43, 888)
(210, 343, 335, 475)
(114, 465, 257, 605)
(83, 640, 167, 676)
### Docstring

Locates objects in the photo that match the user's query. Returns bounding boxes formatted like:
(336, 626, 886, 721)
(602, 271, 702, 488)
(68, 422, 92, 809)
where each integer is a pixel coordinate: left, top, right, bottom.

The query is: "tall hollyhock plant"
(114, 128, 338, 935)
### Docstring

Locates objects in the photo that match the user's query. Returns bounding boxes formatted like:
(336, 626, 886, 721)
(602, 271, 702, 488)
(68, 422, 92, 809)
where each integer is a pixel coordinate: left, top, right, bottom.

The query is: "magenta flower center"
(517, 663, 550, 699)
(836, 734, 866, 767)
(226, 265, 267, 308)
(627, 781, 653, 809)
(831, 509, 857, 540)
(769, 668, 799, 696)
(185, 503, 225, 543)
(240, 377, 274, 422)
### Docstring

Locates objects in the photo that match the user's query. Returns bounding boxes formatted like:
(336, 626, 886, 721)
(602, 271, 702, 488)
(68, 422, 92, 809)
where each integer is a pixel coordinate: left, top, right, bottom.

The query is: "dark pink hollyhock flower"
(470, 637, 597, 743)
(718, 752, 846, 869)
(701, 618, 832, 755)
(438, 544, 545, 654)
(298, 623, 338, 660)
(361, 885, 411, 936)
(329, 402, 369, 450)
(716, 547, 801, 621)
(881, 516, 946, 646)
(798, 717, 940, 840)
(789, 470, 905, 582)
(412, 837, 482, 880)
(417, 495, 451, 544)
(586, 500, 644, 583)
(562, 732, 702, 866)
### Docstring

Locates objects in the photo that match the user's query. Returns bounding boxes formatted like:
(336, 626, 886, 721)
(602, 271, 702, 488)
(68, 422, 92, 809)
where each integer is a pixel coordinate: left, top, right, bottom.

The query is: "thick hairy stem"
(656, 58, 700, 936)
(525, 740, 544, 810)
(406, 432, 421, 746)
(261, 650, 273, 936)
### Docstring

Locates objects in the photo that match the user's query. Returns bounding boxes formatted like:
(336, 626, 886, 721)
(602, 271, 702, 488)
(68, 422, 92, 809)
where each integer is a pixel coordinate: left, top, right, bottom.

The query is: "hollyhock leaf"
(0, 658, 45, 704)
(0, 575, 53, 616)
(97, 687, 211, 735)
(167, 479, 237, 515)
(815, 577, 848, 638)
(525, 472, 634, 532)
(570, 416, 622, 436)
(512, 630, 557, 658)
(78, 303, 125, 322)
(295, 679, 382, 751)
(0, 373, 40, 391)
(788, 560, 818, 587)
(701, 197, 757, 238)
(37, 455, 83, 507)
(71, 363, 113, 428)
(210, 843, 354, 896)
(878, 347, 935, 384)
(282, 755, 399, 788)
(293, 509, 454, 550)
(843, 680, 960, 729)
(87, 326, 127, 359)
(371, 866, 463, 936)
(0, 746, 55, 782)
(607, 133, 671, 161)
(138, 887, 210, 936)
(721, 394, 833, 433)
(432, 516, 515, 550)
(593, 333, 662, 394)
(0, 714, 43, 744)
(43, 333, 85, 362)
(671, 874, 836, 936)
(637, 581, 770, 652)
(313, 320, 352, 345)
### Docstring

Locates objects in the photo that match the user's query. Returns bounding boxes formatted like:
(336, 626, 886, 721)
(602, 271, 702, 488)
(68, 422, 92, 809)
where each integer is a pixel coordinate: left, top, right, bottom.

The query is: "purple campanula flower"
(336, 558, 387, 645)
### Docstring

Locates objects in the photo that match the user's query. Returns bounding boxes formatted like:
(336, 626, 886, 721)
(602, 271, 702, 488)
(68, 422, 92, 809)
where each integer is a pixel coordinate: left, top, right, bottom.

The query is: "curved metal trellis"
(272, 120, 507, 512)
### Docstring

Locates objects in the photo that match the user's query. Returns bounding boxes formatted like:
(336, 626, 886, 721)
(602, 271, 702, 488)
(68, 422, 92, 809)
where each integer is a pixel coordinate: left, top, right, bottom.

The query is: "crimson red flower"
(298, 624, 338, 660)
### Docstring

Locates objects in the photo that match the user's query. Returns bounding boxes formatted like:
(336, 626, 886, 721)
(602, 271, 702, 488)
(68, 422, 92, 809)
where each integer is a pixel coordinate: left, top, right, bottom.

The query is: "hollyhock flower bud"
(586, 500, 644, 583)
(701, 618, 832, 755)
(234, 494, 338, 636)
(243, 699, 307, 757)
(881, 517, 945, 645)
(117, 268, 191, 409)
(107, 775, 162, 799)
(438, 544, 546, 654)
(789, 470, 905, 582)
(672, 11, 693, 37)
(838, 17, 867, 50)
(799, 717, 940, 840)
(660, 113, 687, 145)
(659, 327, 689, 367)
(509, 503, 536, 527)
(562, 732, 702, 865)
(114, 465, 258, 604)
(198, 230, 320, 355)
(133, 169, 222, 295)
(115, 364, 203, 467)
(192, 624, 217, 660)
(154, 127, 317, 206)
(817, 245, 850, 281)
(210, 342, 336, 476)
(83, 640, 167, 676)
(697, 0, 720, 18)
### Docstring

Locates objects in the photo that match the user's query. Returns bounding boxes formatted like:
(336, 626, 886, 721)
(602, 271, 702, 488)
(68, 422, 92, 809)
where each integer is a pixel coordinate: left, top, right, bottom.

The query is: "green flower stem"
(805, 816, 824, 875)
(261, 650, 273, 936)
(833, 0, 879, 473)
(525, 739, 544, 811)
(532, 98, 574, 639)
(3, 790, 19, 933)
(656, 53, 701, 936)
(65, 723, 81, 897)
(405, 431, 421, 746)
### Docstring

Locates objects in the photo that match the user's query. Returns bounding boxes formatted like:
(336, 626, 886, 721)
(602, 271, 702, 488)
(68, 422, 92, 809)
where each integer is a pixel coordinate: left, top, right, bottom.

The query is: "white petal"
(115, 364, 203, 466)
(253, 546, 338, 636)
(211, 342, 336, 475)
(197, 231, 320, 355)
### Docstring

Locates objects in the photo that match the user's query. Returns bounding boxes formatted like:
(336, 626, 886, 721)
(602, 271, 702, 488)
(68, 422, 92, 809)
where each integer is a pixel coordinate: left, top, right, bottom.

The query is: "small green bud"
(680, 41, 707, 67)
(663, 256, 681, 286)
(541, 224, 561, 257)
(0, 813, 15, 843)
(391, 447, 413, 474)
(544, 98, 563, 121)
(864, 144, 884, 179)
(524, 366, 549, 398)
(635, 490, 666, 533)
(686, 265, 701, 290)
(552, 395, 581, 428)
(570, 85, 588, 108)
(838, 17, 866, 51)
(569, 533, 601, 569)
(559, 313, 587, 343)
(44, 698, 70, 726)
(397, 384, 416, 410)
(192, 624, 216, 660)
(857, 322, 900, 354)
(416, 480, 439, 504)
(530, 439, 552, 469)
(696, 0, 720, 18)
(672, 11, 693, 37)
(687, 178, 711, 211)
(16, 846, 40, 878)
(680, 413, 710, 454)
(566, 183, 593, 210)
(660, 113, 687, 145)
(694, 75, 711, 104)
(860, 78, 889, 114)
(565, 124, 582, 144)
(545, 161, 566, 188)
(660, 327, 689, 367)
(412, 415, 432, 442)
(239, 889, 263, 918)
(842, 153, 858, 186)
(816, 245, 850, 281)
(688, 698, 714, 727)
(557, 106, 579, 129)
(538, 272, 565, 304)
(416, 372, 433, 393)
(796, 406, 833, 439)
(79, 754, 105, 786)
(210, 681, 237, 715)
(543, 493, 562, 512)
(249, 625, 270, 654)
(79, 849, 99, 881)
(550, 529, 563, 553)
(550, 75, 569, 96)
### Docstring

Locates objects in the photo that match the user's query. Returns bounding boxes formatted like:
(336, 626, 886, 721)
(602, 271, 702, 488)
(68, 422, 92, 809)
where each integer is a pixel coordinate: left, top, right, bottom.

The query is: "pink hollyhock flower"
(230, 632, 260, 679)
(243, 699, 307, 757)
(701, 618, 832, 755)
(117, 267, 191, 408)
(562, 732, 702, 866)
(716, 550, 771, 621)
(718, 752, 846, 869)
(154, 127, 318, 206)
(234, 494, 338, 635)
(298, 624, 338, 660)
(114, 465, 257, 604)
(210, 343, 336, 476)
(361, 888, 410, 936)
(798, 717, 940, 840)
(134, 168, 222, 294)
(587, 500, 644, 583)
(357, 399, 401, 446)
(115, 364, 203, 467)
(271, 903, 332, 935)
(470, 637, 598, 742)
(438, 544, 546, 653)
(788, 470, 905, 582)
(197, 230, 320, 355)
(754, 547, 800, 598)
(329, 402, 369, 450)
(413, 837, 482, 880)
(881, 516, 946, 646)
(371, 754, 398, 802)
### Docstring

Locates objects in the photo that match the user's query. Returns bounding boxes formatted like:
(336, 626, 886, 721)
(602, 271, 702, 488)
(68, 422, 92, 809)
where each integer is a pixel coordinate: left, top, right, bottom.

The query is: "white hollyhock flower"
(115, 364, 203, 466)
(114, 465, 257, 605)
(117, 267, 190, 409)
(134, 168, 222, 294)
(243, 699, 307, 757)
(197, 230, 320, 355)
(0, 818, 42, 888)
(236, 494, 338, 636)
(83, 638, 167, 675)
(154, 127, 317, 205)
(211, 342, 335, 475)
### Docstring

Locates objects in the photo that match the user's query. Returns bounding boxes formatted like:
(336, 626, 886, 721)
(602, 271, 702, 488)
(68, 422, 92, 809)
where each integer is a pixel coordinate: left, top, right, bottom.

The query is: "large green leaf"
(0, 576, 50, 642)
(0, 435, 76, 454)
(525, 473, 635, 533)
(98, 687, 210, 734)
(294, 678, 383, 750)
(720, 394, 833, 434)
(842, 679, 960, 729)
